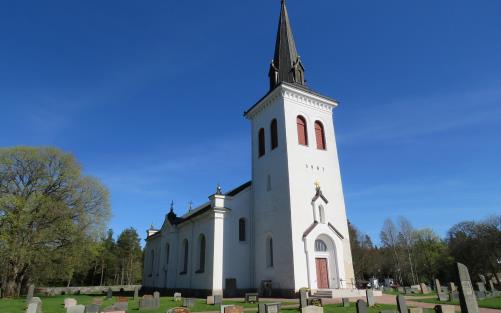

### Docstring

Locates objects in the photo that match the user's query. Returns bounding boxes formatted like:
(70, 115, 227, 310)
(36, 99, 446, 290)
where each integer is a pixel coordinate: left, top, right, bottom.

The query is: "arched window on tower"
(297, 116, 308, 146)
(258, 128, 266, 157)
(239, 218, 246, 242)
(315, 121, 326, 150)
(271, 119, 278, 149)
(181, 239, 189, 274)
(315, 239, 328, 252)
(197, 235, 206, 273)
(266, 236, 274, 268)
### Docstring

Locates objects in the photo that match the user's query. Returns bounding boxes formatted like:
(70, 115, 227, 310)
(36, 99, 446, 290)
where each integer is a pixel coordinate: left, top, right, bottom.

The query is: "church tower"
(245, 0, 355, 295)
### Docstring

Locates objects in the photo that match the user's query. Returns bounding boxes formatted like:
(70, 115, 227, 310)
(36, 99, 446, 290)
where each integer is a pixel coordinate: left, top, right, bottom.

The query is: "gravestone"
(65, 298, 78, 308)
(488, 280, 496, 291)
(207, 296, 215, 305)
(299, 289, 308, 309)
(438, 293, 448, 302)
(245, 293, 259, 303)
(457, 262, 479, 313)
(259, 303, 281, 313)
(167, 308, 190, 313)
(29, 297, 42, 305)
(26, 284, 35, 302)
(435, 279, 445, 301)
(92, 298, 103, 305)
(222, 305, 236, 313)
(366, 289, 375, 307)
(434, 305, 454, 313)
(474, 291, 485, 300)
(301, 305, 323, 313)
(420, 283, 429, 294)
(408, 308, 423, 313)
(449, 292, 459, 301)
(27, 302, 41, 313)
(396, 295, 407, 313)
(224, 306, 244, 313)
(140, 295, 159, 310)
(448, 282, 457, 292)
(110, 302, 128, 311)
(134, 287, 139, 300)
(183, 298, 195, 308)
(476, 283, 486, 293)
(106, 288, 112, 300)
(117, 297, 128, 303)
(342, 298, 350, 307)
(154, 291, 160, 308)
(85, 304, 100, 313)
(214, 295, 223, 305)
(174, 292, 182, 301)
(356, 300, 367, 313)
(397, 287, 405, 293)
(67, 304, 86, 313)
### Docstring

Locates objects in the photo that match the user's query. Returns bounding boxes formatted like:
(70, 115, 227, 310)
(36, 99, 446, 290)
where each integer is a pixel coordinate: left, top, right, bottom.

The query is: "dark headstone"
(299, 289, 308, 309)
(356, 300, 368, 313)
(106, 288, 112, 300)
(342, 298, 350, 307)
(457, 262, 479, 313)
(397, 295, 407, 313)
(85, 304, 100, 313)
(366, 289, 374, 307)
(245, 293, 259, 303)
(26, 284, 35, 302)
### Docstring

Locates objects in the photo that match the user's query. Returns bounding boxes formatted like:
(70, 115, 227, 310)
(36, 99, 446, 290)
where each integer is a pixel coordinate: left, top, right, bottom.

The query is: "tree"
(398, 217, 417, 285)
(380, 218, 403, 284)
(116, 228, 143, 285)
(0, 147, 110, 297)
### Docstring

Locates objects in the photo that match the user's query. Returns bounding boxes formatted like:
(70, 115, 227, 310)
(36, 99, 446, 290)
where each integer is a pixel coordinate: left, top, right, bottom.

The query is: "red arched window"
(296, 116, 308, 146)
(271, 119, 278, 150)
(258, 128, 265, 157)
(315, 121, 326, 150)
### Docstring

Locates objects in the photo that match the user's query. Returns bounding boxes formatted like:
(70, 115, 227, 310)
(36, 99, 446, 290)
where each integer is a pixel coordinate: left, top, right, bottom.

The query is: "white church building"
(143, 1, 356, 298)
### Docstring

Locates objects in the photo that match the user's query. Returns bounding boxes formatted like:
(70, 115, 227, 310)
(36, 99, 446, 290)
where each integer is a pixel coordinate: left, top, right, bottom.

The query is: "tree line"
(349, 215, 501, 287)
(0, 147, 143, 297)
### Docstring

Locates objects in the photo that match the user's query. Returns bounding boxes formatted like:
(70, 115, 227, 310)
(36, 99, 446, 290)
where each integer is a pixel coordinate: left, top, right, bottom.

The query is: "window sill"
(195, 270, 205, 274)
(179, 271, 187, 275)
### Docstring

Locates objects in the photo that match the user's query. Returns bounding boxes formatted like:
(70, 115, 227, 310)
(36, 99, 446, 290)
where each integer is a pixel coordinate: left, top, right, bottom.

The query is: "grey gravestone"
(366, 289, 375, 307)
(438, 293, 448, 302)
(112, 302, 128, 311)
(154, 291, 160, 307)
(474, 291, 485, 300)
(140, 295, 159, 310)
(261, 303, 281, 313)
(476, 283, 486, 293)
(85, 304, 100, 313)
(457, 262, 479, 313)
(356, 300, 368, 313)
(183, 298, 195, 308)
(420, 283, 429, 294)
(214, 295, 223, 305)
(435, 279, 447, 301)
(245, 293, 259, 303)
(27, 302, 41, 313)
(397, 287, 405, 293)
(133, 287, 139, 300)
(448, 282, 457, 292)
(106, 288, 112, 300)
(26, 284, 35, 302)
(449, 292, 459, 301)
(301, 306, 323, 313)
(29, 297, 42, 304)
(67, 305, 86, 313)
(299, 289, 308, 309)
(396, 295, 407, 313)
(207, 296, 215, 305)
(174, 292, 182, 301)
(488, 280, 495, 291)
(342, 298, 350, 307)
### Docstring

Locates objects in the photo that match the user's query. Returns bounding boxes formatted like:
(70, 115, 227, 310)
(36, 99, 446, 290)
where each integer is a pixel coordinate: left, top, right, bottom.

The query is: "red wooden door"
(315, 258, 329, 289)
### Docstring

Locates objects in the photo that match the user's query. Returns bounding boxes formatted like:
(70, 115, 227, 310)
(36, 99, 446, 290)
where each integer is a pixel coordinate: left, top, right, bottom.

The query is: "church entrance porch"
(315, 258, 329, 289)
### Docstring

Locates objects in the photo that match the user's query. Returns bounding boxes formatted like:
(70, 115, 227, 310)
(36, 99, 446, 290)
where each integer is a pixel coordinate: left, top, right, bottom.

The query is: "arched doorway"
(314, 235, 339, 289)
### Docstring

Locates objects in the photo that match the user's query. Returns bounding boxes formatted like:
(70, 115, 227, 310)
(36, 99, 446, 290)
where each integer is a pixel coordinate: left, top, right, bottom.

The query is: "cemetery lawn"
(412, 296, 501, 309)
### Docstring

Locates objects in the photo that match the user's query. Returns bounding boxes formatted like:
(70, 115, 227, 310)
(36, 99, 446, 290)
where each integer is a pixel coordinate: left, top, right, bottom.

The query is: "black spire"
(269, 0, 305, 90)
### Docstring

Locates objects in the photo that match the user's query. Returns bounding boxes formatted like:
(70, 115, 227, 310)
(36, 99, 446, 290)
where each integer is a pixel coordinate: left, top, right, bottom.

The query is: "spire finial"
(169, 200, 174, 212)
(216, 183, 223, 195)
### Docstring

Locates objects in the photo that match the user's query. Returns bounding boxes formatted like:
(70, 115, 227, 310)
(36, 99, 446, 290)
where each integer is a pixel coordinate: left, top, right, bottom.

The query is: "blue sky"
(1, 0, 500, 245)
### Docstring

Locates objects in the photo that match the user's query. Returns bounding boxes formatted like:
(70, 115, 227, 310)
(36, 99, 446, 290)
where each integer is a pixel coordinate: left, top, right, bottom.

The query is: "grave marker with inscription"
(301, 305, 323, 313)
(245, 293, 259, 303)
(67, 304, 86, 313)
(183, 298, 195, 309)
(457, 262, 479, 313)
(85, 304, 100, 313)
(366, 289, 374, 307)
(26, 284, 35, 303)
(174, 293, 182, 301)
(356, 300, 367, 313)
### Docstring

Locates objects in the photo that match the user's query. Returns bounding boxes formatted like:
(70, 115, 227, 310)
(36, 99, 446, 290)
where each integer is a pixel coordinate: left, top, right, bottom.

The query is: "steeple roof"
(269, 0, 305, 90)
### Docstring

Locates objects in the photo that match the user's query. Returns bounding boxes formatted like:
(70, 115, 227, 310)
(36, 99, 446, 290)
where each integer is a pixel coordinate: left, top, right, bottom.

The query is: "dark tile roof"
(226, 181, 252, 197)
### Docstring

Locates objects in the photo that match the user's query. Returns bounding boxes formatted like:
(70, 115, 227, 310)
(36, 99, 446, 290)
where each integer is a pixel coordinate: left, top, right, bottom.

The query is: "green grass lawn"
(0, 295, 296, 313)
(412, 296, 501, 309)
